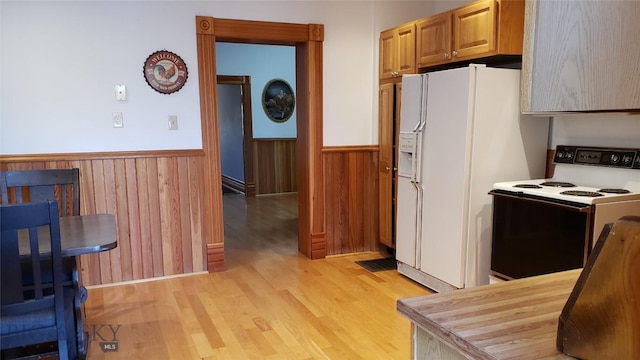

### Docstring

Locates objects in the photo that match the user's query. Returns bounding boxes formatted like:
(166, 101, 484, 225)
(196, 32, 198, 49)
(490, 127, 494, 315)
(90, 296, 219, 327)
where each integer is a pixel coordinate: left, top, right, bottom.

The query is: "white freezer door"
(396, 74, 427, 268)
(419, 67, 474, 289)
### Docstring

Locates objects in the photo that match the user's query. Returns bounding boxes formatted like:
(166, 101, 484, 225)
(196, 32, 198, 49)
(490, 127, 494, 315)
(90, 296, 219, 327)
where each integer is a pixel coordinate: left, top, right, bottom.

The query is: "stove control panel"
(554, 145, 640, 170)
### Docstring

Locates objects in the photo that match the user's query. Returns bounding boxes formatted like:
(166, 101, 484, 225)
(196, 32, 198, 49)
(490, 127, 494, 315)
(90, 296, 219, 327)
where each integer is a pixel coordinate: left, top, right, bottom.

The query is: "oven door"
(489, 190, 594, 280)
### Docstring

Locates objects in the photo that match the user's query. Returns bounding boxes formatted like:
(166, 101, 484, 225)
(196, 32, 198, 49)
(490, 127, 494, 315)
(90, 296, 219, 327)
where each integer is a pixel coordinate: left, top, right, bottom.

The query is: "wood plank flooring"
(84, 193, 431, 359)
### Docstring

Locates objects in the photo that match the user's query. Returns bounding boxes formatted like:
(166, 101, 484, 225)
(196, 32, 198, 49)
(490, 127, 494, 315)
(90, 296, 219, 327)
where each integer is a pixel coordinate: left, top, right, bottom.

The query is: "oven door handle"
(489, 190, 593, 213)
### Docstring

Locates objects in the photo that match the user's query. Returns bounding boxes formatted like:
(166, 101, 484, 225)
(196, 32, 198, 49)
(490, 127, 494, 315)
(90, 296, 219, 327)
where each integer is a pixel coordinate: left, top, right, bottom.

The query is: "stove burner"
(560, 190, 604, 197)
(599, 188, 631, 194)
(540, 182, 576, 188)
(513, 184, 542, 189)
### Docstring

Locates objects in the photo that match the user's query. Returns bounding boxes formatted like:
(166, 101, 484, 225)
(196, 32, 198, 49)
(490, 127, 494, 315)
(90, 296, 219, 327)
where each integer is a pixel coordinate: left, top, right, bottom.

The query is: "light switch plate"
(115, 84, 126, 101)
(113, 112, 123, 128)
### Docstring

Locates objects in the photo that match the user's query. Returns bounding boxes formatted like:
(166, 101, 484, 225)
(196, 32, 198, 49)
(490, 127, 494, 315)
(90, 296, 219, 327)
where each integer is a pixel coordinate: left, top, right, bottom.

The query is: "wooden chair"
(0, 169, 86, 359)
(0, 168, 80, 216)
(0, 201, 71, 359)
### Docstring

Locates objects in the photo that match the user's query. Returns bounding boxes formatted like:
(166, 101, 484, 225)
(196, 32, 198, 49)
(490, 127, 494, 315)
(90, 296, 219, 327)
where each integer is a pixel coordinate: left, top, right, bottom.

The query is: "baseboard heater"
(221, 174, 244, 194)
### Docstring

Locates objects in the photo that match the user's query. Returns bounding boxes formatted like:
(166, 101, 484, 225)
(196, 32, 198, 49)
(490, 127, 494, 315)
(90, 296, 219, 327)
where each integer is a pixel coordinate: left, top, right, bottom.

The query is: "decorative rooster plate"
(143, 50, 188, 94)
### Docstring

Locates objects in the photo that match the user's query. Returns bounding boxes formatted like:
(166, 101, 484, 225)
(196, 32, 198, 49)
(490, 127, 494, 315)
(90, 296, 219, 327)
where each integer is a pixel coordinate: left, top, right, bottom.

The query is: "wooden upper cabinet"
(380, 23, 416, 80)
(380, 30, 396, 79)
(416, 12, 452, 67)
(417, 0, 525, 69)
(453, 0, 496, 59)
(521, 0, 640, 113)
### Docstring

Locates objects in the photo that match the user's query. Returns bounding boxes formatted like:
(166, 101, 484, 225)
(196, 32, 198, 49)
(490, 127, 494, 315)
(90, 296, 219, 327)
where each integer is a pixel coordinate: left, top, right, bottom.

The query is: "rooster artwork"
(143, 50, 188, 94)
(154, 63, 177, 83)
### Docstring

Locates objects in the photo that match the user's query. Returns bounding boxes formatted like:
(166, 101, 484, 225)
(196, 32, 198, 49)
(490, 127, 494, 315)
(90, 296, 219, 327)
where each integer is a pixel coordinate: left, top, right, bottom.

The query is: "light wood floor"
(84, 193, 431, 359)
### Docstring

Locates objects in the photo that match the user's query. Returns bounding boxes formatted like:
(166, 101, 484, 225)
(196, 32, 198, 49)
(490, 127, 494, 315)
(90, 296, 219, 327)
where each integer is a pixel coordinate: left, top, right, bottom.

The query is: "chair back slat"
(1, 201, 69, 358)
(1, 201, 59, 307)
(28, 227, 45, 300)
(0, 169, 80, 216)
(0, 231, 22, 305)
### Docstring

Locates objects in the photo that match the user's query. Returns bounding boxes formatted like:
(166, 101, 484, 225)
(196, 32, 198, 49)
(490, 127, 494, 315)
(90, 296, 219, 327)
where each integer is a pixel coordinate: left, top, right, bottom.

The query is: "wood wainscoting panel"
(0, 150, 206, 286)
(323, 146, 380, 255)
(253, 138, 297, 195)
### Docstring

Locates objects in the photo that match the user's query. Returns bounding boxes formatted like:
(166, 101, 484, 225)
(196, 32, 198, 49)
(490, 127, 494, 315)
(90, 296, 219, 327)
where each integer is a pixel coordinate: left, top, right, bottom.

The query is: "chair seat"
(1, 288, 78, 358)
(1, 287, 74, 336)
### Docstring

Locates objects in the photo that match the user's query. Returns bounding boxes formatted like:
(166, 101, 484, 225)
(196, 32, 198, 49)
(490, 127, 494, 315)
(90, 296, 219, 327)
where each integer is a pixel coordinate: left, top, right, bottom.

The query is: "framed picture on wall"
(261, 78, 295, 123)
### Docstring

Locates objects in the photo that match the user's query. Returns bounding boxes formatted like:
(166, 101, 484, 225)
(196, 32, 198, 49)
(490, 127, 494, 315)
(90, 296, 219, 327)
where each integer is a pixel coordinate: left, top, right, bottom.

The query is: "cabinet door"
(452, 0, 496, 60)
(416, 12, 452, 68)
(522, 0, 640, 112)
(379, 29, 397, 80)
(396, 23, 416, 75)
(379, 83, 395, 247)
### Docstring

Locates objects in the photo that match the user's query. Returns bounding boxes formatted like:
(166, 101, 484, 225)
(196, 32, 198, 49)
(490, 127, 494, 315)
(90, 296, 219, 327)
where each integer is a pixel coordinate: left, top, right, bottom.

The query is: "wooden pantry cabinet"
(378, 22, 416, 247)
(379, 22, 416, 80)
(378, 81, 402, 248)
(521, 0, 640, 113)
(416, 0, 525, 69)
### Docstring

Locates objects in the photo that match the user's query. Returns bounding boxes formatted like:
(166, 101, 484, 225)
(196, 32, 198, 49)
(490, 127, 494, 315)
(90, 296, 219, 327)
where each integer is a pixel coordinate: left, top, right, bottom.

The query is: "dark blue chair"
(1, 201, 71, 359)
(0, 169, 86, 359)
(0, 169, 80, 216)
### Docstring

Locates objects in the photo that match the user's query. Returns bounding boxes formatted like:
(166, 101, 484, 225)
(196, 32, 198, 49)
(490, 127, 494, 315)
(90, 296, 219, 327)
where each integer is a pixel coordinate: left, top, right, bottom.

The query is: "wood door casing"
(196, 18, 325, 269)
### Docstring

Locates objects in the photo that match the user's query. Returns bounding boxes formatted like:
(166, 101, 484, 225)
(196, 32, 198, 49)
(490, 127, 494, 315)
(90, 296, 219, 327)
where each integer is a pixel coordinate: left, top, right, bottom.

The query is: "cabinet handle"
(385, 166, 391, 171)
(443, 52, 449, 59)
(452, 50, 458, 57)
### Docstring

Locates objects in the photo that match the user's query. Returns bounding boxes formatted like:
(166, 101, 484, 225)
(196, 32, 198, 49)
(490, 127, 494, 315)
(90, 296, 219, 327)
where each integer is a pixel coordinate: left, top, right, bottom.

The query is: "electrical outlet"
(113, 112, 123, 128)
(168, 115, 178, 130)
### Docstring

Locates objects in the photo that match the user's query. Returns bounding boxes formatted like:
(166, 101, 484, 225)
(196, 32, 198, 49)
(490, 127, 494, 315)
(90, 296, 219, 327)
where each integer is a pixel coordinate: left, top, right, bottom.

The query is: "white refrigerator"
(395, 64, 549, 293)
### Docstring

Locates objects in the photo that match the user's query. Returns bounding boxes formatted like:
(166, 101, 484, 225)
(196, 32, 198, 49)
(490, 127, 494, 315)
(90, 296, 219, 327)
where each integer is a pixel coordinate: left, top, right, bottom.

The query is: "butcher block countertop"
(397, 270, 581, 360)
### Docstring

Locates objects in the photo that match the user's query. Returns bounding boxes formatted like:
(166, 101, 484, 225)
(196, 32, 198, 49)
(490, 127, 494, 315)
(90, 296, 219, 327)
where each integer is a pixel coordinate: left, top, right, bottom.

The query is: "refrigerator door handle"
(412, 130, 423, 184)
(412, 74, 427, 185)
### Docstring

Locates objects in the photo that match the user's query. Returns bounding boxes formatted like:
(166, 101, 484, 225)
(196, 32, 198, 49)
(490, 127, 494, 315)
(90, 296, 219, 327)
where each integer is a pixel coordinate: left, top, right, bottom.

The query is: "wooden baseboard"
(86, 271, 209, 289)
(207, 243, 225, 272)
(311, 232, 326, 259)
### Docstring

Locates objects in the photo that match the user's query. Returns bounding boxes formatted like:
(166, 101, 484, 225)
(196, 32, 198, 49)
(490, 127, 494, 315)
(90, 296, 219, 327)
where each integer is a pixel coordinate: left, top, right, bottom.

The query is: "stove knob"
(623, 155, 632, 165)
(610, 154, 620, 164)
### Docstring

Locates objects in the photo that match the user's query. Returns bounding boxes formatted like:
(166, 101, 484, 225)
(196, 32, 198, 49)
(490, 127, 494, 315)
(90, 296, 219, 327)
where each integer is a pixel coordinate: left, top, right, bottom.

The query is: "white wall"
(0, 0, 432, 155)
(431, 0, 469, 13)
(550, 114, 640, 149)
(216, 43, 296, 139)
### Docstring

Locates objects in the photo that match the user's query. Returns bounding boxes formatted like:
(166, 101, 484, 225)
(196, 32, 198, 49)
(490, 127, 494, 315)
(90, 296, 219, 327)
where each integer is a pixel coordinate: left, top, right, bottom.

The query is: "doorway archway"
(195, 17, 326, 271)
